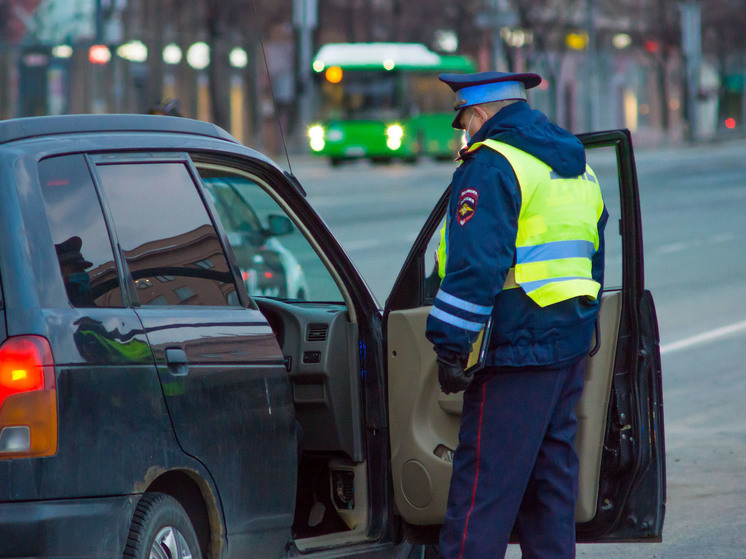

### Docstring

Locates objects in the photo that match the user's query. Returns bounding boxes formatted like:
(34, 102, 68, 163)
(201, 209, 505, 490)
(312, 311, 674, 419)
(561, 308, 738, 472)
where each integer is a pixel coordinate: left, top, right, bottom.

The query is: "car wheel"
(124, 493, 202, 559)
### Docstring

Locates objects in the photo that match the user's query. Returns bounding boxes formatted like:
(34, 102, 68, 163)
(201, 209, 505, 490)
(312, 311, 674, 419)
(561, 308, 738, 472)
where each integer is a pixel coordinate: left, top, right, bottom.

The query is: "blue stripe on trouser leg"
(439, 357, 586, 559)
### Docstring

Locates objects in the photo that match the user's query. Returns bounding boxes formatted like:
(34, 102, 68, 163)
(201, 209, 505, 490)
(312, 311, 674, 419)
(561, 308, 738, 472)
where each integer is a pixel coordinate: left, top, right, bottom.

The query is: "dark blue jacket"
(426, 100, 608, 367)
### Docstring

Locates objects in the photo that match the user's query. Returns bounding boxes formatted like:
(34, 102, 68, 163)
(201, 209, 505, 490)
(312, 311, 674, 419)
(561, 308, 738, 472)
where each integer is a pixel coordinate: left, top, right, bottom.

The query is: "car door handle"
(165, 348, 189, 376)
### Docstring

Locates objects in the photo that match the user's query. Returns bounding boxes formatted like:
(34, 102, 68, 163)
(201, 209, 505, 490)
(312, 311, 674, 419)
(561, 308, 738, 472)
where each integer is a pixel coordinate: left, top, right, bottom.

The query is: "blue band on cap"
(456, 81, 527, 109)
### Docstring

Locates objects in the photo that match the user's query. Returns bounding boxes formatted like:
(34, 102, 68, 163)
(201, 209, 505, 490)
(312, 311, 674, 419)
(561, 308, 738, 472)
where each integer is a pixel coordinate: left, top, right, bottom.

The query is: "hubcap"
(149, 526, 193, 559)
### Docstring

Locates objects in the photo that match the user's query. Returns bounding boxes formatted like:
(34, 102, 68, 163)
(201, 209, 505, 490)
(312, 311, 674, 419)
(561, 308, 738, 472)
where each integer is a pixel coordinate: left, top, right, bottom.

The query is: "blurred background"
(0, 0, 743, 156)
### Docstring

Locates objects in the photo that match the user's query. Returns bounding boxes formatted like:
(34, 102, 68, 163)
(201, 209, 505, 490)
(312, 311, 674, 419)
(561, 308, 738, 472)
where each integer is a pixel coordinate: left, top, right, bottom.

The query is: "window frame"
(193, 160, 357, 319)
(87, 152, 245, 310)
(37, 153, 127, 308)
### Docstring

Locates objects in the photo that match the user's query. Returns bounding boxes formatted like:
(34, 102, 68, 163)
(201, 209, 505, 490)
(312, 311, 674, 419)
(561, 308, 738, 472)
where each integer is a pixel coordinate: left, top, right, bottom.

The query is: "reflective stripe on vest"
(437, 218, 447, 279)
(464, 138, 604, 307)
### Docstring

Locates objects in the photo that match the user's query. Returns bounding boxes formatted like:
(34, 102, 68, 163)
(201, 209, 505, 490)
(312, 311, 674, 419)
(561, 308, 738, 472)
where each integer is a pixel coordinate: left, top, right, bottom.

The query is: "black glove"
(437, 354, 473, 394)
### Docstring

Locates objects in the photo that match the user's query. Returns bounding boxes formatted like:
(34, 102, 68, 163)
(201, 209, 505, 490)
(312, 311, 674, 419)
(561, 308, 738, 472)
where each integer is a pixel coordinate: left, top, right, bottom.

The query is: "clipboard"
(464, 316, 493, 375)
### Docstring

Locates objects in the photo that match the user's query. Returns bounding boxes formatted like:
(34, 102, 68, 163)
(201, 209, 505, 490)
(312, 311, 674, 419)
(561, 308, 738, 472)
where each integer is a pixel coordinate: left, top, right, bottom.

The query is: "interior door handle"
(165, 348, 189, 376)
(589, 318, 601, 357)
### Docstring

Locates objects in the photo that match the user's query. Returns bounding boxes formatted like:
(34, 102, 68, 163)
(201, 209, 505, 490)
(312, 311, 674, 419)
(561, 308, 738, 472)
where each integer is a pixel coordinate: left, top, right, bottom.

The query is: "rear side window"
(95, 162, 238, 307)
(39, 155, 123, 307)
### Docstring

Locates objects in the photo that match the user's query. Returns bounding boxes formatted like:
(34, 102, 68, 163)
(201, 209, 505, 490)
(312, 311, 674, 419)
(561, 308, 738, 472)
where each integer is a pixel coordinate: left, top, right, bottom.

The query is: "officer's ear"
(473, 105, 491, 124)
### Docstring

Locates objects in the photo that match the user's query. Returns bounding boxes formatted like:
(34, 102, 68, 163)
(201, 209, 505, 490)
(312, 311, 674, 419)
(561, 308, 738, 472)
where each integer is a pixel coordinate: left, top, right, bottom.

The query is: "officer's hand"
(437, 354, 473, 394)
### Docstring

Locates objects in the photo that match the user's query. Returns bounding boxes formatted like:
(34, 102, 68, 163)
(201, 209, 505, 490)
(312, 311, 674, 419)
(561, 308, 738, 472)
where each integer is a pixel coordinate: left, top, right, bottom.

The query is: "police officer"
(426, 71, 608, 558)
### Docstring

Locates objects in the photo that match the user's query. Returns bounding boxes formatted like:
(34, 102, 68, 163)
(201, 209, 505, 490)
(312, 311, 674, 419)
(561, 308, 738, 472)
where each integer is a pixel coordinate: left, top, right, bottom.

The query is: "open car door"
(384, 130, 665, 542)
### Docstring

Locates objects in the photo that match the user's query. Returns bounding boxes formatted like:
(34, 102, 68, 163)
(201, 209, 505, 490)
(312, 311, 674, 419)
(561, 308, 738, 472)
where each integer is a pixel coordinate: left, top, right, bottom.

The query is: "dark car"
(0, 115, 665, 558)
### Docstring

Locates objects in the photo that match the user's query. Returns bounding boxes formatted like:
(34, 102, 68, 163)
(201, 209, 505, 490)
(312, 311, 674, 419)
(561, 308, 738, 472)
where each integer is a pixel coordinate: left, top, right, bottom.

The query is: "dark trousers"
(439, 357, 586, 559)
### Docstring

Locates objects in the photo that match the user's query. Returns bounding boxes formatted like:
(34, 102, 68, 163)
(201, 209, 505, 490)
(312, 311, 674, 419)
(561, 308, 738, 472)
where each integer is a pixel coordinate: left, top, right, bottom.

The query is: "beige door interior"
(387, 290, 621, 525)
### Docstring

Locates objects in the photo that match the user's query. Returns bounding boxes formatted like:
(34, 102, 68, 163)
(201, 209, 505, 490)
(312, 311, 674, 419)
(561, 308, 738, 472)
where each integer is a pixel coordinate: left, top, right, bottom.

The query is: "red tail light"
(0, 336, 57, 458)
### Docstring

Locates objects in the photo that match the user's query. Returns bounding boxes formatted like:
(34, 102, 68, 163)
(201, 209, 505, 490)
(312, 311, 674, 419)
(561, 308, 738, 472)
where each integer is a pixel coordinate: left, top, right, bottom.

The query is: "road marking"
(661, 319, 746, 354)
(657, 241, 693, 254)
(655, 234, 733, 255)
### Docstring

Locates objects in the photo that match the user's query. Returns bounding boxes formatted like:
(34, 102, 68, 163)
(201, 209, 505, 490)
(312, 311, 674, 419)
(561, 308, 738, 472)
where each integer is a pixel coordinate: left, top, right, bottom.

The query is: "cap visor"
(452, 109, 463, 129)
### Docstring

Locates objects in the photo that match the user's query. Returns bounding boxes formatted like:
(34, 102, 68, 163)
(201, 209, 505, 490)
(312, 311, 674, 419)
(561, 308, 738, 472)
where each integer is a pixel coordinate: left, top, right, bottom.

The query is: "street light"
(434, 30, 458, 53)
(161, 44, 182, 109)
(117, 40, 148, 63)
(612, 34, 632, 50)
(229, 47, 249, 143)
(186, 42, 210, 122)
(229, 47, 248, 69)
(186, 42, 210, 71)
(52, 45, 73, 59)
(163, 44, 182, 65)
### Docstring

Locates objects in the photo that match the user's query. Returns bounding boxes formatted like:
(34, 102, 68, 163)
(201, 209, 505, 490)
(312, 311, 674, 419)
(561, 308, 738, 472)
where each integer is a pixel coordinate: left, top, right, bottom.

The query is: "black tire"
(124, 492, 202, 559)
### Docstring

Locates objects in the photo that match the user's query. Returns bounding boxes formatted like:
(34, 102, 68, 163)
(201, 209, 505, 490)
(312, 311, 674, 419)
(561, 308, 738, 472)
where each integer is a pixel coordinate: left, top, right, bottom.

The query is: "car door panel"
(387, 290, 621, 525)
(387, 305, 455, 525)
(91, 156, 297, 555)
(136, 307, 296, 549)
(385, 130, 665, 541)
(574, 291, 621, 522)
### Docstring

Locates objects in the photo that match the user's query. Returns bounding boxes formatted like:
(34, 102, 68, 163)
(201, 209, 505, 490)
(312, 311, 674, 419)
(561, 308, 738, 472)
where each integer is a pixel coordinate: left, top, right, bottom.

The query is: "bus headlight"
(308, 125, 325, 151)
(386, 124, 403, 150)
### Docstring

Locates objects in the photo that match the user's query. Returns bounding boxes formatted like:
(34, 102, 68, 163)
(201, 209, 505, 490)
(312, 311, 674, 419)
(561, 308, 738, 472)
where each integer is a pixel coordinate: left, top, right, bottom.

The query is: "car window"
(38, 155, 124, 307)
(585, 146, 622, 290)
(199, 170, 343, 302)
(95, 161, 239, 307)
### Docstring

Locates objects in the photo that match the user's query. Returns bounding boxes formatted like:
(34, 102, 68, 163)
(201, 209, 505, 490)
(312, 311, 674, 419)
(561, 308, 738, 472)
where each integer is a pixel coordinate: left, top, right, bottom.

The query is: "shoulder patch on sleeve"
(457, 188, 478, 225)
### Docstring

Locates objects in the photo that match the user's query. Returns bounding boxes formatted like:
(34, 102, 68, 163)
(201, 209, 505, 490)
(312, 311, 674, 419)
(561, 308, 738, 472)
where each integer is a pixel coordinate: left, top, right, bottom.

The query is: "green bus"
(307, 43, 476, 165)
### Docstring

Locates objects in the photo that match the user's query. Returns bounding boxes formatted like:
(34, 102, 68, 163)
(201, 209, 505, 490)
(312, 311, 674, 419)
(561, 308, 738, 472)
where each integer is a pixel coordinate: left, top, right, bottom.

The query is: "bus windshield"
(313, 43, 474, 121)
(320, 71, 400, 120)
(309, 43, 475, 163)
(318, 70, 460, 121)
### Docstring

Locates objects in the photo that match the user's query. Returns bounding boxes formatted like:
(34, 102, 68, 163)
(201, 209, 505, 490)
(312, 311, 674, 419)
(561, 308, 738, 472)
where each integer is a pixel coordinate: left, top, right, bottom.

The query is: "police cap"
(439, 71, 542, 128)
(55, 236, 93, 270)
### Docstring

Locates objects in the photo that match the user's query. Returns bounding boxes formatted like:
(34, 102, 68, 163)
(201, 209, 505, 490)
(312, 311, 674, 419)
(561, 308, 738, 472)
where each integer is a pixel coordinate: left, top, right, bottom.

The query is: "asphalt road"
(287, 136, 746, 558)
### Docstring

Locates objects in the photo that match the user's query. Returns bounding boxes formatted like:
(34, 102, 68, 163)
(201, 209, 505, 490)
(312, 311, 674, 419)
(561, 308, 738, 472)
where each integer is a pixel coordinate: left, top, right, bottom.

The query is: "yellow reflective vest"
(438, 139, 604, 307)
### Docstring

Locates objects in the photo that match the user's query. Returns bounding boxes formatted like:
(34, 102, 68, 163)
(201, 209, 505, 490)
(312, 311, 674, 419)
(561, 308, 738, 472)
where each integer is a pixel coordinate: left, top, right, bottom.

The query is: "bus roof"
(313, 43, 476, 73)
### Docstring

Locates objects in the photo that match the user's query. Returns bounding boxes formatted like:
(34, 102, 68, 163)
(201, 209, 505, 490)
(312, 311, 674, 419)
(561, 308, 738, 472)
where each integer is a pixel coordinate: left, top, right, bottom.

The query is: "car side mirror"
(267, 214, 294, 236)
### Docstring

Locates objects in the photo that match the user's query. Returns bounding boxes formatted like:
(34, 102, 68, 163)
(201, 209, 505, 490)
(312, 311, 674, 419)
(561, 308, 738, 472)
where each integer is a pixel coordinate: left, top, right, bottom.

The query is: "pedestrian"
(426, 71, 608, 558)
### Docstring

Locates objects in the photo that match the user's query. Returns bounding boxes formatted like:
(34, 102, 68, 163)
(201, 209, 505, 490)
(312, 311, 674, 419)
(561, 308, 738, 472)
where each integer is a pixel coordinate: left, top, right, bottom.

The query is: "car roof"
(0, 114, 238, 145)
